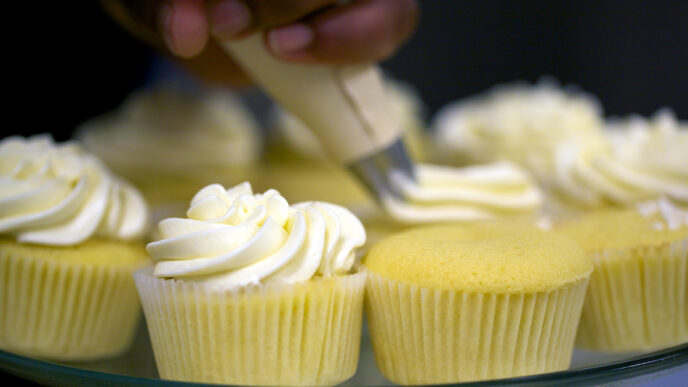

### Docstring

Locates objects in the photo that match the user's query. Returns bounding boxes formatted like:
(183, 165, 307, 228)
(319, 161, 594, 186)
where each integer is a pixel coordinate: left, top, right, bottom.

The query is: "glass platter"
(1, 321, 687, 386)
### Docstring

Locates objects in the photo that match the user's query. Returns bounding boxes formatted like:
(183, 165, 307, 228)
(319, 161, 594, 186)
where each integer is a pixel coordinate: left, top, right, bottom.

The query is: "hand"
(102, 0, 419, 86)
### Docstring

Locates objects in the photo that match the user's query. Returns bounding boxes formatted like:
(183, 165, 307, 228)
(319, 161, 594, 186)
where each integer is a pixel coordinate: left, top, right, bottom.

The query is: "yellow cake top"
(0, 238, 148, 267)
(363, 222, 591, 293)
(556, 202, 688, 252)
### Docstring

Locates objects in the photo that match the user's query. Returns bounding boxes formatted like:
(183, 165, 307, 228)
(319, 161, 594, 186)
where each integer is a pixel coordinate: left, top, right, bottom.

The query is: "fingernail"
(268, 24, 314, 55)
(210, 0, 251, 40)
(158, 3, 178, 54)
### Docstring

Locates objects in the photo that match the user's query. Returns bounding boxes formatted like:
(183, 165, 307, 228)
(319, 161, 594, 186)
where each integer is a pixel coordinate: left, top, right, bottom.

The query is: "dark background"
(0, 0, 686, 383)
(5, 1, 688, 138)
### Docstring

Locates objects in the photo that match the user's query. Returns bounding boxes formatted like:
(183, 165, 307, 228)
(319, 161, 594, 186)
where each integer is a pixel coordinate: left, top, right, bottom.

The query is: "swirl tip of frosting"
(148, 182, 366, 289)
(0, 134, 149, 245)
(382, 162, 543, 224)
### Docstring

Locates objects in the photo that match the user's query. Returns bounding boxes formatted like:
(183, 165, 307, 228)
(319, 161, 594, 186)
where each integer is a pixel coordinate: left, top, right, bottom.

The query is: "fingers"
(104, 0, 419, 76)
(248, 0, 336, 29)
(159, 0, 209, 58)
(176, 40, 253, 87)
(208, 0, 252, 40)
(266, 0, 419, 64)
(102, 0, 209, 58)
(208, 0, 335, 40)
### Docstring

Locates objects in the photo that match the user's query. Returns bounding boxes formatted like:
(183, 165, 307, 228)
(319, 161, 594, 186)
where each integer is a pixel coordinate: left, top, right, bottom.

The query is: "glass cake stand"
(1, 321, 687, 386)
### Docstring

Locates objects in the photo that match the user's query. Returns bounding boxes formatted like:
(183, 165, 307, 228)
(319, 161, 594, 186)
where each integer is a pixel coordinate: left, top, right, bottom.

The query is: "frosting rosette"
(0, 135, 148, 245)
(382, 162, 543, 223)
(78, 87, 261, 178)
(605, 109, 687, 191)
(550, 110, 688, 207)
(146, 182, 366, 289)
(434, 81, 604, 173)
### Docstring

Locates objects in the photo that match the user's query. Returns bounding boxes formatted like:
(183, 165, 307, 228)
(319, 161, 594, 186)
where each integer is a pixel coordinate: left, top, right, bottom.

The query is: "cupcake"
(0, 135, 149, 360)
(363, 222, 592, 384)
(135, 182, 367, 385)
(544, 109, 688, 215)
(381, 161, 543, 224)
(78, 86, 261, 221)
(353, 161, 544, 246)
(433, 80, 604, 170)
(434, 83, 688, 219)
(556, 198, 688, 352)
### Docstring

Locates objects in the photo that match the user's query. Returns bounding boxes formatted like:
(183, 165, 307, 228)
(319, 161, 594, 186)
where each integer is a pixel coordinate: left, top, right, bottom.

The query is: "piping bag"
(219, 34, 415, 204)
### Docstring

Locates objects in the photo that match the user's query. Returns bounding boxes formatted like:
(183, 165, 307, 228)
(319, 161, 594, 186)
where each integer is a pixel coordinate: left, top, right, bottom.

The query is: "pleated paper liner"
(0, 244, 144, 361)
(577, 238, 688, 352)
(134, 268, 366, 386)
(365, 271, 589, 385)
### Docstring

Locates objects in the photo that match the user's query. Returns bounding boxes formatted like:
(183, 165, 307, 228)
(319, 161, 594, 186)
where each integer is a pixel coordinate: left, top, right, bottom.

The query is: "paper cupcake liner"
(0, 247, 142, 360)
(365, 271, 589, 385)
(577, 238, 688, 352)
(134, 268, 366, 386)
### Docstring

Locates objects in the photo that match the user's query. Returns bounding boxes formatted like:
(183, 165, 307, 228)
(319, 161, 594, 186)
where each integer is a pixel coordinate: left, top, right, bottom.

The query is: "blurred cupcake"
(78, 86, 261, 221)
(363, 222, 592, 384)
(135, 182, 366, 385)
(544, 109, 688, 217)
(435, 82, 688, 219)
(434, 80, 604, 171)
(0, 135, 149, 360)
(556, 198, 688, 352)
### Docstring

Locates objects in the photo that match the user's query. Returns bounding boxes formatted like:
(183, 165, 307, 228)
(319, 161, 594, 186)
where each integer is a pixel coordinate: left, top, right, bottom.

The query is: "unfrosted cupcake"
(363, 222, 592, 384)
(78, 86, 261, 220)
(135, 182, 367, 385)
(0, 135, 149, 360)
(556, 198, 688, 352)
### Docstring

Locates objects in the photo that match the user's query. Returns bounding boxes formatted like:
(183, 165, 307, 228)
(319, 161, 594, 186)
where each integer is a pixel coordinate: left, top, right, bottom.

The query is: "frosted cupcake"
(363, 222, 592, 384)
(0, 135, 149, 360)
(544, 109, 688, 215)
(556, 198, 688, 352)
(78, 86, 261, 220)
(135, 182, 367, 385)
(435, 83, 688, 219)
(353, 161, 542, 245)
(382, 161, 543, 223)
(434, 80, 604, 171)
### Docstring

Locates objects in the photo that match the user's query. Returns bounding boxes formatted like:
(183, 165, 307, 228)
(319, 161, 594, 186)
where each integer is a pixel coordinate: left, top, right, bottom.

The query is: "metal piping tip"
(347, 138, 416, 203)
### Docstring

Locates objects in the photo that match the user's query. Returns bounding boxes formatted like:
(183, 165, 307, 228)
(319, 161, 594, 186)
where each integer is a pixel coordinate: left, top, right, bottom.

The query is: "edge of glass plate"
(0, 342, 687, 386)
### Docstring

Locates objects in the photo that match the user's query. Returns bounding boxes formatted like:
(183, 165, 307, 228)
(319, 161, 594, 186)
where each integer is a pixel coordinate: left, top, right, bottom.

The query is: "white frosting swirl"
(434, 81, 604, 174)
(434, 82, 687, 210)
(382, 162, 543, 223)
(636, 197, 688, 231)
(550, 110, 688, 207)
(606, 109, 688, 182)
(0, 135, 148, 245)
(147, 182, 366, 289)
(78, 87, 260, 178)
(273, 79, 427, 160)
